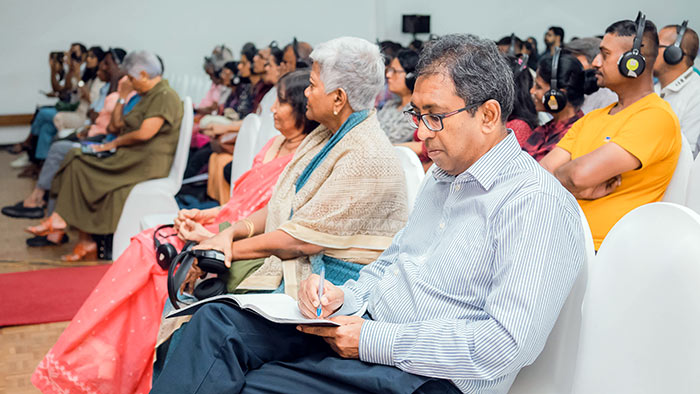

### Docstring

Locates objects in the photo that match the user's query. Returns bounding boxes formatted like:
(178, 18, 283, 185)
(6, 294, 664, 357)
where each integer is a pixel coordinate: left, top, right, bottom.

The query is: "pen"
(316, 267, 325, 317)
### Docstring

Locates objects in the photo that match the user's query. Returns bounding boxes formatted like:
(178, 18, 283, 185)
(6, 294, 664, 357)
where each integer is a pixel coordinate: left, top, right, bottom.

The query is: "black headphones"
(167, 248, 229, 309)
(508, 33, 517, 56)
(292, 37, 312, 69)
(618, 11, 647, 78)
(543, 47, 567, 113)
(153, 225, 181, 270)
(663, 20, 689, 65)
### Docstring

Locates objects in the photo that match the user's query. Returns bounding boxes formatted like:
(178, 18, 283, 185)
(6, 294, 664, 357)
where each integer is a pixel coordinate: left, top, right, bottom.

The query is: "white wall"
(1, 0, 698, 115)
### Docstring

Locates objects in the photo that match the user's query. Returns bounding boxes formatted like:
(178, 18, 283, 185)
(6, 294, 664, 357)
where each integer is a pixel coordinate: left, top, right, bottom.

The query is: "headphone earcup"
(404, 72, 416, 92)
(543, 89, 568, 113)
(156, 243, 178, 270)
(663, 45, 684, 65)
(193, 278, 227, 300)
(618, 52, 646, 78)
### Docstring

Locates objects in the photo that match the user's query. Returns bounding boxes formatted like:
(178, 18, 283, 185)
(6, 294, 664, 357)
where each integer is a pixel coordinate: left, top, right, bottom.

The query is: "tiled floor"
(0, 148, 95, 394)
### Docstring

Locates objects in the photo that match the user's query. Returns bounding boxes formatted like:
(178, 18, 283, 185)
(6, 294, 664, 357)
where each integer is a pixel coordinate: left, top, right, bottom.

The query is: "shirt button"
(454, 184, 461, 191)
(439, 221, 445, 229)
(392, 267, 399, 275)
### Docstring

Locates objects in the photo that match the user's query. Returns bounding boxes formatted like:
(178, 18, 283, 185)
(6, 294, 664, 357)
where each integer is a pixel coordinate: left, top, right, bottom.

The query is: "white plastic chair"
(662, 134, 692, 204)
(112, 97, 194, 259)
(508, 206, 595, 394)
(229, 114, 262, 197)
(685, 154, 700, 214)
(253, 112, 280, 156)
(571, 202, 700, 394)
(393, 146, 425, 210)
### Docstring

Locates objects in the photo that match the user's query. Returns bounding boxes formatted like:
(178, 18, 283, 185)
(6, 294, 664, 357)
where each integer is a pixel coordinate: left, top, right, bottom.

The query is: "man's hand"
(297, 316, 365, 359)
(576, 175, 621, 200)
(297, 274, 344, 319)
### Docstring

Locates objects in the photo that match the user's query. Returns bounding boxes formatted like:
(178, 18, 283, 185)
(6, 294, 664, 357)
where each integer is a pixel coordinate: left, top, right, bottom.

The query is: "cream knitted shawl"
(264, 110, 408, 264)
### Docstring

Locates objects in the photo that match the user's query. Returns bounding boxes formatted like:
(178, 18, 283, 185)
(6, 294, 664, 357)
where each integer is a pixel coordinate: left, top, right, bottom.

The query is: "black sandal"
(26, 233, 69, 247)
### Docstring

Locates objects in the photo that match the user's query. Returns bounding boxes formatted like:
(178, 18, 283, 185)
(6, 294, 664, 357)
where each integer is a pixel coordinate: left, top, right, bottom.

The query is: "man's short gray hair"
(123, 50, 163, 78)
(310, 37, 384, 111)
(564, 37, 602, 64)
(416, 34, 514, 122)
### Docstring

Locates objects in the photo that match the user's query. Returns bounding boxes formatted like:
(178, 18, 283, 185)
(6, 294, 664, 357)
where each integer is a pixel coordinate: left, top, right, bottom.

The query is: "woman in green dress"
(25, 50, 183, 261)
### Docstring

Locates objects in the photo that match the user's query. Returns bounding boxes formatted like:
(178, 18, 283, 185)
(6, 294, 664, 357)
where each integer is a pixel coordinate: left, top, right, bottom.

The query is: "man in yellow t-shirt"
(541, 16, 681, 249)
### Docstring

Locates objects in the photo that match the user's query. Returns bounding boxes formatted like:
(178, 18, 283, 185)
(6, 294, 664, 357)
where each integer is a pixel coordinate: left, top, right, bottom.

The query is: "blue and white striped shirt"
(336, 132, 585, 393)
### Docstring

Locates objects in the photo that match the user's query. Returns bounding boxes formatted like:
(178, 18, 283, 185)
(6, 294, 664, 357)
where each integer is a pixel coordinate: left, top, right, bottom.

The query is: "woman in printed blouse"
(526, 50, 598, 160)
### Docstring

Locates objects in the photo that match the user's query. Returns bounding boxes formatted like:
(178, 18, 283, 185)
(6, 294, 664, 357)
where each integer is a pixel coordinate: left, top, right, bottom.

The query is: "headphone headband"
(673, 20, 689, 48)
(632, 11, 646, 55)
(551, 47, 561, 91)
(508, 33, 517, 56)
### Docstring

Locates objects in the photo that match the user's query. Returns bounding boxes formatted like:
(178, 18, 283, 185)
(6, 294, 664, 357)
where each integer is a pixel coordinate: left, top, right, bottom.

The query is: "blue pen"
(316, 267, 325, 317)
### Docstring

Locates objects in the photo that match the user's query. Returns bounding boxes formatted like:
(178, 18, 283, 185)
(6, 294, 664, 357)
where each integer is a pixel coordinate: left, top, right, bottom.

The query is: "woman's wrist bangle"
(240, 218, 255, 238)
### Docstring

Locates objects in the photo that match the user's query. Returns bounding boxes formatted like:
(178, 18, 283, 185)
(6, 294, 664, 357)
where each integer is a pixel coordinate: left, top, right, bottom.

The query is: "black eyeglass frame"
(403, 101, 483, 132)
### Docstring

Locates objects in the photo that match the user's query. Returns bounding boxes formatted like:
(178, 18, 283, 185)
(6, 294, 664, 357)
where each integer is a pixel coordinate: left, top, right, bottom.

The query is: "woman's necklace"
(277, 135, 304, 157)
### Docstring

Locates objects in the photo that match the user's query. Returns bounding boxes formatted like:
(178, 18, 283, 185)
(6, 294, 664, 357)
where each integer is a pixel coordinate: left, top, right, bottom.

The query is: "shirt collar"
(662, 67, 697, 93)
(432, 131, 522, 190)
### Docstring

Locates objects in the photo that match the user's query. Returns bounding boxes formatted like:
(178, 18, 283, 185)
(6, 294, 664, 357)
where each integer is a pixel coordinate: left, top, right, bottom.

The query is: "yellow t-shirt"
(557, 93, 681, 249)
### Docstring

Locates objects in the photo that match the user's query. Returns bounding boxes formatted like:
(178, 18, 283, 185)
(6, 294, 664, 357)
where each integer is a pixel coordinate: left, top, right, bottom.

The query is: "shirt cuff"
(331, 286, 362, 317)
(358, 320, 403, 366)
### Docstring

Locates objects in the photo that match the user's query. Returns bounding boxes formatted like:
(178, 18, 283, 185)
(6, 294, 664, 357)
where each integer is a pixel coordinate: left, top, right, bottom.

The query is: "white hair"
(122, 50, 163, 78)
(310, 37, 385, 111)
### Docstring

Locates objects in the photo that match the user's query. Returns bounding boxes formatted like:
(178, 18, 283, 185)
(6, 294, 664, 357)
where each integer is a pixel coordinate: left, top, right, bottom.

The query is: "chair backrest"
(230, 113, 262, 196)
(571, 202, 700, 394)
(662, 133, 693, 204)
(254, 112, 280, 155)
(393, 146, 425, 210)
(686, 154, 700, 214)
(508, 206, 594, 394)
(167, 97, 194, 192)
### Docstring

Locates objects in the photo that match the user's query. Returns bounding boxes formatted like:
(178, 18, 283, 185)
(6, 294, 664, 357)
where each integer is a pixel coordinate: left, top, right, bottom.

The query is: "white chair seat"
(140, 213, 175, 231)
(571, 202, 700, 394)
(393, 146, 425, 211)
(229, 114, 262, 196)
(662, 133, 692, 204)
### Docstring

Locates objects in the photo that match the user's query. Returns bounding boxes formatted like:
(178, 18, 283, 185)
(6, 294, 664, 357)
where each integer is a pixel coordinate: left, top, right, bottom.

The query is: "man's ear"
(139, 70, 150, 81)
(480, 99, 502, 134)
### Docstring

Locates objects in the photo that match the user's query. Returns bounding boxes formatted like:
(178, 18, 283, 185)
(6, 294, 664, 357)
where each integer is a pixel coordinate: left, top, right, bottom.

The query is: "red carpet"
(0, 265, 110, 327)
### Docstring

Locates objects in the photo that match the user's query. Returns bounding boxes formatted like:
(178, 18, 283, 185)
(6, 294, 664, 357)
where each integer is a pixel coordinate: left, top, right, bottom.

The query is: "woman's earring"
(333, 110, 338, 116)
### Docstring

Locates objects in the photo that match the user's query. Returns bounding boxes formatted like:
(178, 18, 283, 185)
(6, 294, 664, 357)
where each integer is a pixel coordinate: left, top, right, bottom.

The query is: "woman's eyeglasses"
(403, 102, 483, 132)
(385, 67, 406, 76)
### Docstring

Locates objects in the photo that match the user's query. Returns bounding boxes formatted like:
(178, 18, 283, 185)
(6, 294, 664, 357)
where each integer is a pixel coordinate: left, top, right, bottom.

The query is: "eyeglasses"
(403, 102, 483, 132)
(385, 67, 406, 76)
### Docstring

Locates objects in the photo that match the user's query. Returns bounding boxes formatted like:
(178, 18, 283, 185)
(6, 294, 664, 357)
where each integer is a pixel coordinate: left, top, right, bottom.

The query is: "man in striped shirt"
(152, 34, 585, 394)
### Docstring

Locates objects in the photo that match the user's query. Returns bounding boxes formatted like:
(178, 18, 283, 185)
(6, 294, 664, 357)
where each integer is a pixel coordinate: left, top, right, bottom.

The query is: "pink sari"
(32, 136, 293, 394)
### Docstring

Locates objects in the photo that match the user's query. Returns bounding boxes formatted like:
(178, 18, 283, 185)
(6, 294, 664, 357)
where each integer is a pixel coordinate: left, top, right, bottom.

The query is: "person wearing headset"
(653, 21, 700, 158)
(377, 49, 419, 143)
(526, 48, 597, 161)
(540, 12, 682, 250)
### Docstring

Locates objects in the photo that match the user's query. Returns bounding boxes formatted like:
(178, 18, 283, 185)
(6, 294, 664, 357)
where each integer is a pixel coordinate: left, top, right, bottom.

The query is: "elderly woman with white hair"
(176, 36, 408, 302)
(25, 50, 183, 261)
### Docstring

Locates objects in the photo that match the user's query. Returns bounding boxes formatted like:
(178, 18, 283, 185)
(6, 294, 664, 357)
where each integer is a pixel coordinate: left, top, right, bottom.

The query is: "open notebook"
(166, 293, 365, 326)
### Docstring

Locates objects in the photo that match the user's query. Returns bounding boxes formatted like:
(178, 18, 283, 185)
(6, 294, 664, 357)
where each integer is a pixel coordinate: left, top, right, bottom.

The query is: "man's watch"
(117, 98, 126, 105)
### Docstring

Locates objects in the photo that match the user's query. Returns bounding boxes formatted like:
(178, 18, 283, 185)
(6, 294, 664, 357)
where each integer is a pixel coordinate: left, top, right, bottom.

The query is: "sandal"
(25, 217, 65, 236)
(61, 242, 98, 262)
(26, 232, 69, 247)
